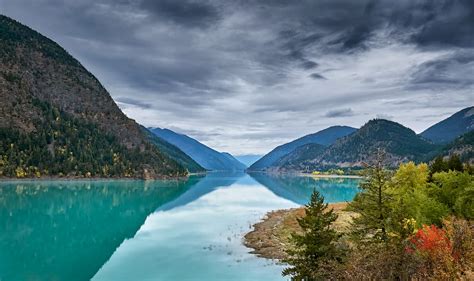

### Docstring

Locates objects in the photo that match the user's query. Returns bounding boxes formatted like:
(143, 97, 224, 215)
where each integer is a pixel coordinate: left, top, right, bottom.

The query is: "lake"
(0, 172, 360, 281)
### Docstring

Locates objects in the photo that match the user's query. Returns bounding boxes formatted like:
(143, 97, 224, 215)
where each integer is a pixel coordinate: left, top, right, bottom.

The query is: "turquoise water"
(0, 172, 360, 281)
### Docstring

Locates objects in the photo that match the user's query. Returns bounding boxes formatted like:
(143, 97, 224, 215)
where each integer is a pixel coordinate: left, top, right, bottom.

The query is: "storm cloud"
(1, 0, 472, 155)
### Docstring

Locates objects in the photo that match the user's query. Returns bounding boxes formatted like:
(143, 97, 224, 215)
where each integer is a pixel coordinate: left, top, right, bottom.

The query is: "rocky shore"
(244, 202, 356, 260)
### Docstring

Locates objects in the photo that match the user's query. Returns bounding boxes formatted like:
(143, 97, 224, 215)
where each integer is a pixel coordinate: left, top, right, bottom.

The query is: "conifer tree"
(349, 149, 392, 242)
(447, 154, 463, 172)
(283, 190, 342, 280)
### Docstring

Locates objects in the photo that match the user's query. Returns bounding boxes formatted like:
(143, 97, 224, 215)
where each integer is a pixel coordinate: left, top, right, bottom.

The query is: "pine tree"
(348, 149, 392, 242)
(430, 156, 448, 175)
(447, 154, 463, 172)
(283, 190, 342, 280)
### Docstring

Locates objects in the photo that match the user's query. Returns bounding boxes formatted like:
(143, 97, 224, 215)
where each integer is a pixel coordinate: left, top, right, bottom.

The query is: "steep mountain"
(141, 127, 204, 173)
(421, 106, 474, 143)
(304, 119, 439, 170)
(248, 126, 357, 171)
(221, 152, 248, 169)
(0, 15, 189, 178)
(149, 128, 246, 171)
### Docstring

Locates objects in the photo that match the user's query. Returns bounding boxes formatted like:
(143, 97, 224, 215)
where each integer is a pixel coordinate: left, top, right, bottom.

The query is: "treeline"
(284, 151, 473, 280)
(0, 99, 185, 178)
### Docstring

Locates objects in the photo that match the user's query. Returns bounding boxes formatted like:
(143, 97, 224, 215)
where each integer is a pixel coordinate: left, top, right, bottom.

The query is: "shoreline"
(247, 170, 363, 179)
(301, 173, 363, 179)
(0, 175, 192, 182)
(244, 202, 356, 260)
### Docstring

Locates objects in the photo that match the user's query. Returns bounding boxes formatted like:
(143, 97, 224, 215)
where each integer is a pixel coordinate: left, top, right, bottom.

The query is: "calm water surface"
(0, 172, 359, 281)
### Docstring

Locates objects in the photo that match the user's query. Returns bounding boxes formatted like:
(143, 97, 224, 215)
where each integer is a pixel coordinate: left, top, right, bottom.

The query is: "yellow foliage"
(402, 218, 417, 233)
(113, 153, 120, 164)
(15, 167, 26, 178)
(391, 162, 429, 191)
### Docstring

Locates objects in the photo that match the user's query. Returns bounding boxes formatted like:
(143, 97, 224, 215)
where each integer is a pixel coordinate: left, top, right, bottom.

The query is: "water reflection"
(158, 171, 244, 211)
(249, 173, 360, 204)
(0, 173, 360, 281)
(0, 179, 194, 281)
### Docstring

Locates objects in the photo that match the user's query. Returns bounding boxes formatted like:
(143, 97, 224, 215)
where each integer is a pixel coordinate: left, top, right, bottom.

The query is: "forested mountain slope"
(0, 15, 188, 178)
(149, 127, 246, 171)
(421, 106, 474, 144)
(249, 126, 356, 171)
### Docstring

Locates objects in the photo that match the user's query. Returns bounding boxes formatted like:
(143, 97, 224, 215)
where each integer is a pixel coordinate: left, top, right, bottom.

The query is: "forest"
(0, 99, 185, 178)
(283, 152, 473, 280)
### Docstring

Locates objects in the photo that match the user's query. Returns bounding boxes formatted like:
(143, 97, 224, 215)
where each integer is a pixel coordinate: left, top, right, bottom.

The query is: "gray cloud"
(325, 108, 355, 118)
(410, 51, 474, 87)
(300, 60, 318, 70)
(139, 0, 221, 28)
(1, 0, 472, 154)
(309, 73, 326, 80)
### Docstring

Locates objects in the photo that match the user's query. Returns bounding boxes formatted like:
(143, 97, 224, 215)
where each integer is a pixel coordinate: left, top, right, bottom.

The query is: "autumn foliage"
(408, 225, 452, 256)
(406, 222, 474, 279)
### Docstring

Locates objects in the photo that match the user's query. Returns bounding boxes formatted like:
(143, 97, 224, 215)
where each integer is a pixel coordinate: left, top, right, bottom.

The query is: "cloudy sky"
(1, 0, 473, 155)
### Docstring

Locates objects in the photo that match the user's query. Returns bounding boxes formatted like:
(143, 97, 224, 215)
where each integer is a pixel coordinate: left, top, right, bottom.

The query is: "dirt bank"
(244, 202, 356, 260)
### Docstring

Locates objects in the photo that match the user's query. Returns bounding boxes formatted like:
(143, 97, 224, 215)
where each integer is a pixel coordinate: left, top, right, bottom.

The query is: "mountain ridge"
(420, 106, 474, 144)
(269, 119, 441, 171)
(0, 15, 192, 178)
(249, 125, 357, 171)
(149, 127, 246, 171)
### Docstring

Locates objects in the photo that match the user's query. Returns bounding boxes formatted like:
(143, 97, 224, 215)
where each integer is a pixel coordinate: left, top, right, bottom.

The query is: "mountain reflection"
(158, 171, 245, 211)
(248, 173, 360, 204)
(0, 173, 359, 281)
(0, 179, 196, 281)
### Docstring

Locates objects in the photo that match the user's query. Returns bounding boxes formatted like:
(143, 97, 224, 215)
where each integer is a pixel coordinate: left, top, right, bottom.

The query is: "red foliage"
(409, 225, 451, 254)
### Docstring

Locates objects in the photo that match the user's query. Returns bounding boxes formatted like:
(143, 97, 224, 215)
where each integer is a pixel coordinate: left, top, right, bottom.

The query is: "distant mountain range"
(421, 106, 474, 144)
(250, 107, 473, 172)
(234, 154, 263, 167)
(0, 15, 471, 178)
(141, 127, 203, 173)
(295, 119, 438, 170)
(0, 15, 203, 178)
(149, 128, 246, 171)
(249, 126, 356, 170)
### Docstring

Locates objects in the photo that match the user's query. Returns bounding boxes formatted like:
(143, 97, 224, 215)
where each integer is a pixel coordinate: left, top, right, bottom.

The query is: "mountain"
(270, 143, 327, 171)
(234, 154, 262, 167)
(0, 15, 192, 178)
(221, 152, 248, 169)
(421, 106, 474, 143)
(436, 130, 474, 163)
(301, 119, 439, 170)
(149, 128, 246, 171)
(248, 126, 357, 171)
(141, 127, 204, 173)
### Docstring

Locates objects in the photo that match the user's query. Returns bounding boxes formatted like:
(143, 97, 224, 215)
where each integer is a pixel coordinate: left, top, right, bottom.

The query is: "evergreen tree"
(348, 149, 392, 242)
(283, 190, 342, 280)
(430, 156, 448, 175)
(447, 154, 463, 172)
